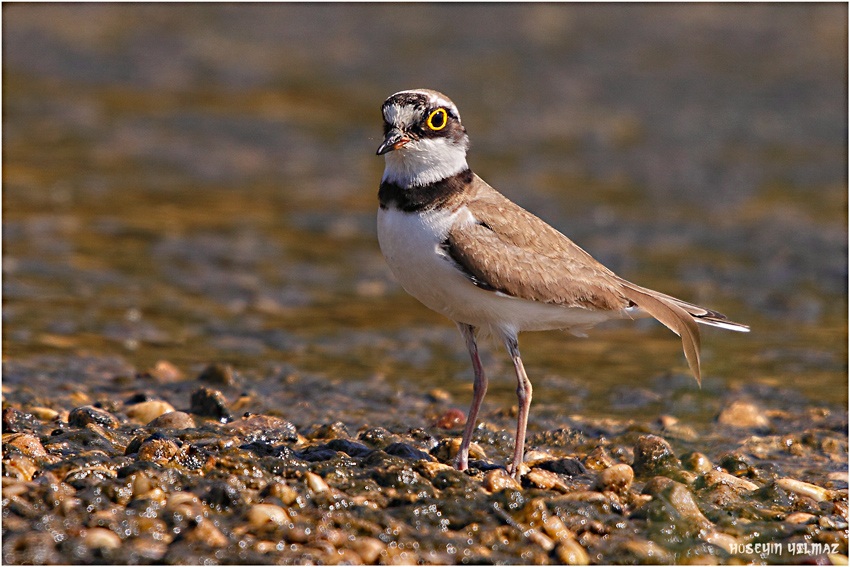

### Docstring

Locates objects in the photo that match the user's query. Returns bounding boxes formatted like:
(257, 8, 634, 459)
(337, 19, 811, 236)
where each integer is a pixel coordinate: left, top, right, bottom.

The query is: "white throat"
(381, 137, 469, 187)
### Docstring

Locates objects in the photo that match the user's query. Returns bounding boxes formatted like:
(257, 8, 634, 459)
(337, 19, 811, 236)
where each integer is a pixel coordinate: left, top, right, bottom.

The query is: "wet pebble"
(776, 477, 832, 502)
(126, 400, 176, 424)
(189, 387, 232, 421)
(702, 470, 759, 493)
(225, 413, 297, 443)
(384, 442, 434, 462)
(146, 410, 195, 429)
(350, 537, 386, 563)
(525, 468, 570, 492)
(248, 503, 291, 527)
(598, 463, 634, 493)
(433, 408, 466, 429)
(148, 360, 184, 383)
(633, 434, 681, 477)
(536, 457, 587, 476)
(555, 539, 590, 565)
(483, 468, 522, 492)
(4, 433, 48, 458)
(305, 471, 329, 493)
(717, 400, 771, 430)
(431, 437, 486, 462)
(84, 527, 122, 550)
(197, 363, 237, 386)
(68, 405, 119, 429)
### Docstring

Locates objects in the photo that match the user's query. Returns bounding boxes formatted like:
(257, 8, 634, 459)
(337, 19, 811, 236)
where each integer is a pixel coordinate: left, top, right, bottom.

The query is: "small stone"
(84, 527, 121, 550)
(683, 452, 713, 473)
(536, 457, 587, 476)
(384, 442, 434, 462)
(703, 531, 740, 554)
(351, 537, 386, 563)
(526, 529, 555, 551)
(305, 471, 329, 493)
(247, 503, 291, 527)
(30, 407, 60, 421)
(68, 405, 119, 429)
(483, 468, 522, 492)
(305, 421, 350, 440)
(2, 407, 38, 433)
(189, 387, 232, 421)
(416, 461, 455, 479)
(126, 400, 176, 424)
(149, 360, 183, 383)
(526, 468, 569, 492)
(4, 433, 47, 458)
(703, 470, 759, 493)
(197, 363, 237, 386)
(828, 555, 849, 566)
(225, 414, 297, 443)
(633, 434, 681, 477)
(598, 464, 634, 492)
(266, 481, 299, 506)
(137, 437, 180, 463)
(785, 512, 816, 524)
(146, 411, 195, 429)
(584, 446, 616, 471)
(433, 408, 466, 429)
(431, 438, 486, 462)
(184, 518, 228, 547)
(427, 388, 452, 402)
(776, 478, 832, 502)
(717, 400, 770, 430)
(555, 539, 590, 565)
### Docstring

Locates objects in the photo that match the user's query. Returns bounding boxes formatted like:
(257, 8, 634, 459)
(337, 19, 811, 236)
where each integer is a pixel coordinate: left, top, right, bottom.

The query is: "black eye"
(426, 108, 448, 131)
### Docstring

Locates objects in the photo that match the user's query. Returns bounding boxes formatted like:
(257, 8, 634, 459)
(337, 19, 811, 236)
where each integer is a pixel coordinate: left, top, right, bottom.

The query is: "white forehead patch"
(383, 103, 421, 129)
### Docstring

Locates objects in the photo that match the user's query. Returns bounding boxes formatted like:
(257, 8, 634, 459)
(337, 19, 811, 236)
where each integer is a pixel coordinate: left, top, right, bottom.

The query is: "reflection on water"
(3, 4, 847, 426)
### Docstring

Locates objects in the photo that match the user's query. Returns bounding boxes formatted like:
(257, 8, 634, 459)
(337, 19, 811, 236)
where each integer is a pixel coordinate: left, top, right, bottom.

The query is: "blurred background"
(3, 4, 847, 425)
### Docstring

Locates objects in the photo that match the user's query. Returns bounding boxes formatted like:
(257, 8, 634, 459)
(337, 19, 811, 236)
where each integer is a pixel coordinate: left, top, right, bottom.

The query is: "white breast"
(377, 205, 622, 337)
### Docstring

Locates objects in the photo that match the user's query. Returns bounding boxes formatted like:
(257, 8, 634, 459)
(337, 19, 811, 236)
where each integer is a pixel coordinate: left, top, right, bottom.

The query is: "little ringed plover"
(375, 88, 749, 479)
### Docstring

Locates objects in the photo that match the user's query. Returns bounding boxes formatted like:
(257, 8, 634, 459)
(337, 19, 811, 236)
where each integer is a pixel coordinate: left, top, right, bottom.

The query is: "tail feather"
(620, 284, 749, 386)
(621, 285, 703, 385)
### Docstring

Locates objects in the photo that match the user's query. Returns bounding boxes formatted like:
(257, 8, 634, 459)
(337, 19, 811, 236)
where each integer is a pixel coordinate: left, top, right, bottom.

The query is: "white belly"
(377, 206, 623, 337)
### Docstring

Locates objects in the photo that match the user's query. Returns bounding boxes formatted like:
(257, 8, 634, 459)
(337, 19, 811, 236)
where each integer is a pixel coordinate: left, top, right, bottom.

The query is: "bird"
(375, 88, 749, 479)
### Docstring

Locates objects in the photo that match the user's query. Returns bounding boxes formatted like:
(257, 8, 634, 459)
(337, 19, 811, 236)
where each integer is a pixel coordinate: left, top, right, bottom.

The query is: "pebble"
(598, 464, 634, 492)
(703, 470, 759, 492)
(683, 452, 713, 473)
(68, 405, 119, 429)
(351, 537, 386, 563)
(184, 518, 228, 547)
(785, 512, 816, 524)
(126, 400, 176, 424)
(717, 400, 771, 430)
(30, 406, 60, 421)
(146, 411, 195, 429)
(225, 414, 298, 443)
(776, 477, 832, 502)
(197, 363, 237, 386)
(537, 457, 587, 476)
(83, 527, 122, 550)
(555, 539, 590, 565)
(247, 503, 291, 527)
(305, 471, 330, 493)
(633, 434, 681, 477)
(433, 408, 466, 429)
(431, 437, 486, 462)
(4, 433, 48, 458)
(137, 437, 180, 463)
(190, 387, 232, 421)
(483, 468, 522, 492)
(525, 468, 570, 492)
(149, 360, 183, 383)
(266, 481, 300, 506)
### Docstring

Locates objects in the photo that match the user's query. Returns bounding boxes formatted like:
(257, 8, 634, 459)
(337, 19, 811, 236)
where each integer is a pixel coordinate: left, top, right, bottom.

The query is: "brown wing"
(444, 176, 632, 312)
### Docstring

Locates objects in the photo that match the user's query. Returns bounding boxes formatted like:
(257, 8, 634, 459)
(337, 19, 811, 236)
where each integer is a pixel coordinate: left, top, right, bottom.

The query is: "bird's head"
(377, 89, 469, 187)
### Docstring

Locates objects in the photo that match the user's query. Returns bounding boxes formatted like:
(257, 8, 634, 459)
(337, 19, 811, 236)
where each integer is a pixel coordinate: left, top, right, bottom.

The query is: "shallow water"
(3, 4, 847, 435)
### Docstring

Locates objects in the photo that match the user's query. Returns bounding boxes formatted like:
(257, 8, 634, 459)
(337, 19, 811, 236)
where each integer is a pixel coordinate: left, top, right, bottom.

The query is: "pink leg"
(455, 323, 488, 472)
(505, 336, 532, 479)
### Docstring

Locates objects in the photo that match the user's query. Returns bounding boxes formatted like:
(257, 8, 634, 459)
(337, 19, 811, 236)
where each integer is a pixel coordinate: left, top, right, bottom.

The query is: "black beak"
(376, 128, 409, 155)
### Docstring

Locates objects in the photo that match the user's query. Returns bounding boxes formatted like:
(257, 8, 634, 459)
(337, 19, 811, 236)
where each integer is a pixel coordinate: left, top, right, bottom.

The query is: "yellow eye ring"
(426, 108, 448, 131)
